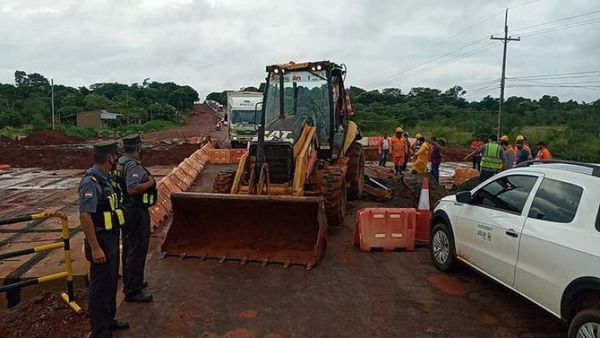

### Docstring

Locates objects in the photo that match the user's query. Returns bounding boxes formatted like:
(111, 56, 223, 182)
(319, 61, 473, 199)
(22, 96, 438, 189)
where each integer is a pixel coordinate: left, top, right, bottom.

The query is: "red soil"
(19, 131, 84, 146)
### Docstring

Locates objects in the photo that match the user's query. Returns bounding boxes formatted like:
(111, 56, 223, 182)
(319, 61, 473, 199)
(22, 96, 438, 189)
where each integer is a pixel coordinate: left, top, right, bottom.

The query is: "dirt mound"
(381, 173, 451, 208)
(143, 144, 201, 166)
(0, 143, 200, 170)
(0, 289, 89, 338)
(443, 146, 471, 162)
(454, 176, 480, 192)
(20, 131, 84, 146)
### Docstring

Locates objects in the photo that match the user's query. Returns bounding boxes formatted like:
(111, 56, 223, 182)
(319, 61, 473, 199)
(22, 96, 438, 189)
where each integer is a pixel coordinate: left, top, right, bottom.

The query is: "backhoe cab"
(162, 61, 365, 269)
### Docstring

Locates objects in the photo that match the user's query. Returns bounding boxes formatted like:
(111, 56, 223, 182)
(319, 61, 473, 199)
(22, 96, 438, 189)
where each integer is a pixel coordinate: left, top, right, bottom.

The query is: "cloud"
(0, 0, 598, 102)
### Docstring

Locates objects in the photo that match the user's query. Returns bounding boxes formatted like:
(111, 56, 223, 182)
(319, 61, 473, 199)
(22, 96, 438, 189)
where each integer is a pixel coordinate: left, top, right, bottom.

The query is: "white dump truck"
(227, 91, 262, 148)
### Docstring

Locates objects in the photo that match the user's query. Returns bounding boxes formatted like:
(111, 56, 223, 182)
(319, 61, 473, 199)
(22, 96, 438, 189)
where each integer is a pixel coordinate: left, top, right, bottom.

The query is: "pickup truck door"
(454, 174, 541, 286)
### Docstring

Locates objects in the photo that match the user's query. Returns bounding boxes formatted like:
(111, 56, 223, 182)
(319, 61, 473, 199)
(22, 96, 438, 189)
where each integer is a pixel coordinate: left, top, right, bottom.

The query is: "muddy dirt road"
(115, 165, 565, 338)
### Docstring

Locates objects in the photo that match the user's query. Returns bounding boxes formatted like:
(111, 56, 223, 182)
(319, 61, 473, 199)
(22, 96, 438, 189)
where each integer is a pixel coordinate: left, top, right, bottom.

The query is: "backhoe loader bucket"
(161, 192, 328, 269)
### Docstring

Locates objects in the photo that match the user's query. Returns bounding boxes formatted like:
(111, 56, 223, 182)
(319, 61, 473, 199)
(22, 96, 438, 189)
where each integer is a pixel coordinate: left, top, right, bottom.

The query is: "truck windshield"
(264, 70, 330, 143)
(231, 110, 257, 124)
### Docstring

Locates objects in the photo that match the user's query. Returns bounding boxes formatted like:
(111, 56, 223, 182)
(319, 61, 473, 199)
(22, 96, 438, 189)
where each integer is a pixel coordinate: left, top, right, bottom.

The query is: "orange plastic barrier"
(354, 208, 417, 252)
(230, 149, 247, 164)
(367, 136, 383, 147)
(454, 168, 480, 186)
(208, 149, 231, 164)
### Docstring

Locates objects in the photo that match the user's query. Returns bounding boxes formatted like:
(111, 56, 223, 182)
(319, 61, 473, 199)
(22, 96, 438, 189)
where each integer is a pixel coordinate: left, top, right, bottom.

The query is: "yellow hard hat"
(500, 135, 509, 142)
(395, 127, 404, 133)
(415, 133, 423, 138)
(516, 135, 524, 141)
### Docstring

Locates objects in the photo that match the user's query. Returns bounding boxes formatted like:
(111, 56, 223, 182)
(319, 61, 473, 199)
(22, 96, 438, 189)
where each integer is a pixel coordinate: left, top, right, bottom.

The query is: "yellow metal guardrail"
(0, 212, 82, 313)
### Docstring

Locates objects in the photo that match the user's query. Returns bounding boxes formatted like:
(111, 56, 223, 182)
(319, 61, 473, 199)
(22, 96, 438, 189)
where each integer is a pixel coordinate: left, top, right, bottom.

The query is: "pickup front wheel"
(430, 223, 457, 272)
(569, 309, 600, 338)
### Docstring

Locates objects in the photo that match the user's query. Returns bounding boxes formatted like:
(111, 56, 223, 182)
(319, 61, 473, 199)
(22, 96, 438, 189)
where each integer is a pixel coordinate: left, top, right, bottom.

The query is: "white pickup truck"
(227, 91, 262, 148)
(430, 160, 600, 338)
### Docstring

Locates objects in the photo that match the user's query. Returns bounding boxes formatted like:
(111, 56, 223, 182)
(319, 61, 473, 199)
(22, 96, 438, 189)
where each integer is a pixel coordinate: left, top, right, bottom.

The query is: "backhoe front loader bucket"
(161, 192, 328, 269)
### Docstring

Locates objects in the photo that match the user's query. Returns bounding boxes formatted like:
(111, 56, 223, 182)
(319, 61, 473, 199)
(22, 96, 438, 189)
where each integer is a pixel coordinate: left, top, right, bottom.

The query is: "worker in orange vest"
(535, 141, 553, 160)
(390, 127, 406, 175)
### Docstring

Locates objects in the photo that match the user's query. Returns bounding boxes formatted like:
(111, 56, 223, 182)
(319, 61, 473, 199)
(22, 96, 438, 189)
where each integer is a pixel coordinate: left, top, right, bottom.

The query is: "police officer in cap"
(115, 134, 156, 303)
(79, 141, 129, 338)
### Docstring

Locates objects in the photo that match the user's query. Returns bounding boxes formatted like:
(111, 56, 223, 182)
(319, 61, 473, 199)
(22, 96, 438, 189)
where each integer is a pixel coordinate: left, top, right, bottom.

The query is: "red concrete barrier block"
(355, 208, 417, 252)
(367, 136, 383, 147)
(209, 149, 231, 164)
(230, 149, 247, 164)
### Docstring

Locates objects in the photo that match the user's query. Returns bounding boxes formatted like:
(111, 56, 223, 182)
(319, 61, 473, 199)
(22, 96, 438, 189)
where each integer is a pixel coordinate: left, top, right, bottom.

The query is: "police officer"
(115, 134, 156, 303)
(79, 141, 129, 338)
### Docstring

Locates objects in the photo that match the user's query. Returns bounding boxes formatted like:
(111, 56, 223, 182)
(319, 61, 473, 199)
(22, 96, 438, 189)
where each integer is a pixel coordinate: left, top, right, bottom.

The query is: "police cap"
(122, 134, 141, 147)
(93, 140, 118, 156)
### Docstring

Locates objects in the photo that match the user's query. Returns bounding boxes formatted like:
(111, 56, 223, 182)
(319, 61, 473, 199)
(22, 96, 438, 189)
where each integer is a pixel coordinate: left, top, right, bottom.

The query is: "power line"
(368, 37, 491, 86)
(519, 18, 600, 37)
(376, 42, 497, 86)
(511, 8, 600, 32)
(508, 70, 600, 79)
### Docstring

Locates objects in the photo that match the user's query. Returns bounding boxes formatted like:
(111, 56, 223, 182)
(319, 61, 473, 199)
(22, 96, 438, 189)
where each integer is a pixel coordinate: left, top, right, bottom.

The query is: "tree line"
(0, 71, 199, 129)
(207, 84, 599, 161)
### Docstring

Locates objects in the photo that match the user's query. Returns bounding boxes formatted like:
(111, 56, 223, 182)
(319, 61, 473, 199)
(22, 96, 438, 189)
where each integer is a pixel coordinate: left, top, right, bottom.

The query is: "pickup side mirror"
(456, 191, 472, 204)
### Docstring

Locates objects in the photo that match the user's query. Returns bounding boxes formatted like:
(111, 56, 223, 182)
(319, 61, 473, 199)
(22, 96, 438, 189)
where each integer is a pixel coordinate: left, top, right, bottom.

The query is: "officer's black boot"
(111, 319, 130, 331)
(124, 289, 153, 303)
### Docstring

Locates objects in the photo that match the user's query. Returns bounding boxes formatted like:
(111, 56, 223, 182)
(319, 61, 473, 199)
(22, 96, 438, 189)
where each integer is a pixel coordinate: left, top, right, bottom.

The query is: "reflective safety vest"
(481, 143, 503, 171)
(114, 158, 157, 208)
(88, 174, 125, 231)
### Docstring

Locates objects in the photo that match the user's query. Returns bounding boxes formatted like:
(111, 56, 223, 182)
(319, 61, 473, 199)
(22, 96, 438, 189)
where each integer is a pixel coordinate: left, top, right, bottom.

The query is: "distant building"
(76, 110, 123, 128)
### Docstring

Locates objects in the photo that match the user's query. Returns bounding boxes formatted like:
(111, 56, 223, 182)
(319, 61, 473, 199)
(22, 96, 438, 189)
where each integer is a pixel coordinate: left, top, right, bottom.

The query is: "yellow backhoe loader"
(162, 61, 365, 269)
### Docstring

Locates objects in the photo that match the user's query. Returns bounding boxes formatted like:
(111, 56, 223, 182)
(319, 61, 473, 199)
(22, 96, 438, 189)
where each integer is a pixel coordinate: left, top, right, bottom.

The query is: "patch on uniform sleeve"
(83, 191, 94, 199)
(131, 173, 139, 178)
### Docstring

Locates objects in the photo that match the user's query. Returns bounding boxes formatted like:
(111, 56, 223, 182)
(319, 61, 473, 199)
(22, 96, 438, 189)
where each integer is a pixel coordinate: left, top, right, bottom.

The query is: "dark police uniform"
(79, 141, 125, 338)
(115, 134, 156, 300)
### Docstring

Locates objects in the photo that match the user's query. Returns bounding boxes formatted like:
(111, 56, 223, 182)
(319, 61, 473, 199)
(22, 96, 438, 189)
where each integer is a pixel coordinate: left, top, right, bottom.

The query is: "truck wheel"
(322, 170, 346, 226)
(212, 170, 236, 193)
(430, 223, 457, 272)
(568, 309, 600, 338)
(346, 142, 365, 200)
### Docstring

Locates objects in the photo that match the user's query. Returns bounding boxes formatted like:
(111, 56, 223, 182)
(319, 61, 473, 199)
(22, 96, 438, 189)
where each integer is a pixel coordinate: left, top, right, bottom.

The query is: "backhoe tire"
(322, 170, 346, 227)
(346, 141, 365, 201)
(212, 170, 236, 194)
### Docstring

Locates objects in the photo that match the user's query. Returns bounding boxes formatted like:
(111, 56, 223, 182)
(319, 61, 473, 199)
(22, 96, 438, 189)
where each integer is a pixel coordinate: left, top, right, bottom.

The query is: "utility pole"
(51, 79, 55, 130)
(491, 9, 520, 139)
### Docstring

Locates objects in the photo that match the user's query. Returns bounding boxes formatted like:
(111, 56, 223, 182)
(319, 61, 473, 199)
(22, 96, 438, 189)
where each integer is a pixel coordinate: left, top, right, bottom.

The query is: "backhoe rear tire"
(346, 142, 365, 200)
(322, 170, 346, 227)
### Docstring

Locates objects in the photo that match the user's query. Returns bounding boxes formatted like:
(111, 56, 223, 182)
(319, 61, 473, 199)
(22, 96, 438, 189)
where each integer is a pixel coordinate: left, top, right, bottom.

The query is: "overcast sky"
(1, 0, 599, 102)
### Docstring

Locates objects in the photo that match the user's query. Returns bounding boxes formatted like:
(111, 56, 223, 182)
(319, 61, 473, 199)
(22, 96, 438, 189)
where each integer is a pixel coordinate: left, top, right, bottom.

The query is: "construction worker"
(517, 135, 533, 160)
(501, 138, 515, 170)
(515, 143, 530, 165)
(390, 127, 406, 175)
(79, 141, 129, 338)
(429, 136, 442, 183)
(411, 133, 423, 154)
(470, 137, 484, 171)
(535, 141, 553, 160)
(411, 136, 430, 175)
(115, 134, 156, 303)
(402, 131, 411, 171)
(378, 132, 390, 167)
(479, 135, 504, 182)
